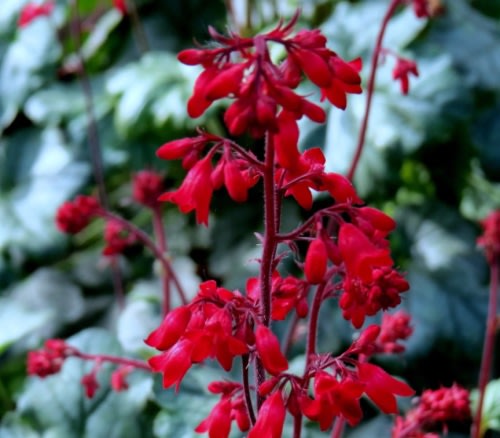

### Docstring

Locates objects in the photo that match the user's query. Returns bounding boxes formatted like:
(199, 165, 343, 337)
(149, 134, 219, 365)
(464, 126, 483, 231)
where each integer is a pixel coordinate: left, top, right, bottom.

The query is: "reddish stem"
(347, 0, 403, 181)
(242, 354, 256, 425)
(472, 256, 499, 438)
(73, 351, 151, 371)
(256, 131, 278, 408)
(152, 206, 171, 316)
(293, 413, 303, 438)
(100, 210, 188, 305)
(331, 417, 346, 438)
(305, 283, 326, 364)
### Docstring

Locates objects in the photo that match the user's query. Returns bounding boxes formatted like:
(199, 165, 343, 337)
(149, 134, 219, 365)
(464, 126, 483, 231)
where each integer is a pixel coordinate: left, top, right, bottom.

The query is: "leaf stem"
(347, 0, 403, 181)
(472, 255, 499, 438)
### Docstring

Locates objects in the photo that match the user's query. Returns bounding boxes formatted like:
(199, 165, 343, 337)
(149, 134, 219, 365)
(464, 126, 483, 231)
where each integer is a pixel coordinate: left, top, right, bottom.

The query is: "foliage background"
(0, 0, 499, 436)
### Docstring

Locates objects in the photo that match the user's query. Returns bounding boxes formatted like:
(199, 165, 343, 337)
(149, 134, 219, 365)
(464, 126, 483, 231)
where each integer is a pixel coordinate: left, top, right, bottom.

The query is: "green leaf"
(0, 127, 90, 258)
(105, 52, 201, 137)
(423, 0, 500, 89)
(14, 328, 153, 438)
(0, 19, 61, 129)
(460, 161, 500, 221)
(394, 202, 488, 358)
(470, 379, 500, 435)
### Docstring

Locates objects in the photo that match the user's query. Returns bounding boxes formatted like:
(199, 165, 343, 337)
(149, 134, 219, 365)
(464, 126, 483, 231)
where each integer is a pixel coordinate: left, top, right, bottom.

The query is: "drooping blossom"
(357, 362, 414, 414)
(159, 155, 213, 225)
(81, 372, 100, 398)
(300, 371, 364, 429)
(18, 2, 54, 27)
(305, 238, 328, 284)
(110, 366, 132, 392)
(255, 324, 289, 376)
(248, 391, 286, 438)
(392, 57, 419, 95)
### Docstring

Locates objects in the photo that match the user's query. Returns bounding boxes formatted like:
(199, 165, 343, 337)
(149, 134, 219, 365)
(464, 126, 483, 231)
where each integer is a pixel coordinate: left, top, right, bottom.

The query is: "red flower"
(159, 155, 213, 225)
(300, 371, 364, 429)
(305, 238, 328, 284)
(195, 398, 232, 438)
(55, 196, 100, 234)
(148, 339, 194, 390)
(145, 306, 192, 350)
(357, 362, 414, 414)
(178, 13, 361, 138)
(132, 170, 164, 208)
(255, 325, 288, 376)
(18, 2, 54, 27)
(248, 391, 286, 438)
(102, 220, 136, 256)
(112, 0, 127, 15)
(392, 57, 419, 95)
(338, 223, 393, 283)
(417, 384, 471, 425)
(378, 311, 413, 353)
(81, 372, 100, 398)
(110, 366, 132, 392)
(27, 339, 71, 378)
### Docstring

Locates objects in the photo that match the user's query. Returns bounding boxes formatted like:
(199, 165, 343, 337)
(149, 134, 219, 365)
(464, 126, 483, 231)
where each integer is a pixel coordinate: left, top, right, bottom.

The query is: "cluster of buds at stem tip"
(27, 339, 146, 398)
(392, 384, 471, 437)
(55, 170, 165, 256)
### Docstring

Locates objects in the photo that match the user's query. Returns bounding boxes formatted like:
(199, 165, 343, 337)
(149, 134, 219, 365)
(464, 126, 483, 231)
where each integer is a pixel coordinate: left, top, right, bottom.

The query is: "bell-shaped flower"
(255, 325, 288, 376)
(248, 391, 286, 438)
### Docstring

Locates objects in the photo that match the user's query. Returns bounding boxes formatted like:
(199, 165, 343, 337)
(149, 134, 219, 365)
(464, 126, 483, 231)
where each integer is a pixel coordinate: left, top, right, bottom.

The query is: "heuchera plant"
(28, 1, 499, 437)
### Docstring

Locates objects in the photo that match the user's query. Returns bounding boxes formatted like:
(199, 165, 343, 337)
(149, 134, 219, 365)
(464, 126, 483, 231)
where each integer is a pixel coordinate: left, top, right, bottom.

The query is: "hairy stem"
(472, 256, 499, 438)
(305, 283, 326, 366)
(256, 131, 278, 408)
(347, 0, 403, 181)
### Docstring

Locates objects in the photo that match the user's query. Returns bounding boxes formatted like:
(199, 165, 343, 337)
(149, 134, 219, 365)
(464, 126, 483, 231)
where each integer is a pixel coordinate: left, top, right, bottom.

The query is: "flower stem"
(100, 210, 188, 305)
(256, 131, 278, 408)
(347, 0, 403, 181)
(306, 283, 326, 364)
(73, 351, 151, 371)
(152, 206, 171, 316)
(293, 413, 303, 438)
(70, 0, 125, 309)
(331, 417, 346, 438)
(242, 354, 256, 425)
(472, 256, 499, 438)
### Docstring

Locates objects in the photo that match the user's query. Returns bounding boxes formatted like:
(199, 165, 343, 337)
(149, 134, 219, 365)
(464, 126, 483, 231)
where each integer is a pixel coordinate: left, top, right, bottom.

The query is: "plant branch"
(472, 255, 499, 438)
(100, 210, 188, 305)
(347, 0, 403, 181)
(242, 354, 256, 425)
(152, 206, 171, 316)
(73, 351, 151, 371)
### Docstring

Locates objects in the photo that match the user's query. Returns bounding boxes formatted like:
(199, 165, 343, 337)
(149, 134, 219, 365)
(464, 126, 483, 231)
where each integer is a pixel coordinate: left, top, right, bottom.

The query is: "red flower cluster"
(102, 219, 137, 256)
(55, 195, 100, 234)
(146, 281, 289, 389)
(477, 210, 500, 263)
(246, 272, 308, 320)
(132, 170, 164, 209)
(392, 384, 471, 437)
(378, 311, 413, 353)
(27, 339, 73, 377)
(195, 381, 250, 436)
(178, 13, 361, 138)
(18, 2, 54, 27)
